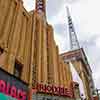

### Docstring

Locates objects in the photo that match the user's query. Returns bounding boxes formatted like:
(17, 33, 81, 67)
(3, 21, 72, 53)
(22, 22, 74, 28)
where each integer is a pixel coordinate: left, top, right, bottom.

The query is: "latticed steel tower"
(67, 7, 80, 50)
(66, 7, 91, 65)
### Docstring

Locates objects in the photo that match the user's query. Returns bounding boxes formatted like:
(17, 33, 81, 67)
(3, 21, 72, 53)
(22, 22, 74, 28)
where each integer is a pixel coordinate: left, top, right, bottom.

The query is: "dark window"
(14, 60, 23, 78)
(42, 97, 45, 100)
(0, 47, 4, 55)
(47, 98, 51, 100)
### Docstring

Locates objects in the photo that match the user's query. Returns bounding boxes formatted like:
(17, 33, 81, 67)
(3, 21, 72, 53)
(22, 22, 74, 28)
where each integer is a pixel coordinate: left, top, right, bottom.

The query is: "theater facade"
(0, 68, 28, 100)
(0, 0, 82, 100)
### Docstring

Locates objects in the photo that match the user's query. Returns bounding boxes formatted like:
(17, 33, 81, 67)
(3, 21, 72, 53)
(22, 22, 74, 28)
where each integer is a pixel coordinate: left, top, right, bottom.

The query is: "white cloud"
(23, 0, 35, 11)
(95, 37, 100, 48)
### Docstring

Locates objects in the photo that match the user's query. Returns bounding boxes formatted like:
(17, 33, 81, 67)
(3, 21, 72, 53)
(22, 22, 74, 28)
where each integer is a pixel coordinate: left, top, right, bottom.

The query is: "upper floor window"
(14, 60, 23, 78)
(0, 47, 4, 55)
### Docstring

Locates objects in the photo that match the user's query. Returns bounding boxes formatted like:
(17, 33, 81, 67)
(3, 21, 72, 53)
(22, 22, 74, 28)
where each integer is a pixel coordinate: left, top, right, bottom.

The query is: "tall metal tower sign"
(67, 7, 80, 50)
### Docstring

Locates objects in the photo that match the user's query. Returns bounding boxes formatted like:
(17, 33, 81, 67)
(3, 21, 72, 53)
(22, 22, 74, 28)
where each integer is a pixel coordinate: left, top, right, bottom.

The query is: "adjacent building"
(60, 49, 95, 100)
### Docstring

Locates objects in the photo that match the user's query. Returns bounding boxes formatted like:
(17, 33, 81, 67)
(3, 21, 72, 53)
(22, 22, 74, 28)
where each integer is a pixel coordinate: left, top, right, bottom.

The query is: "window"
(42, 97, 45, 100)
(47, 99, 51, 100)
(0, 47, 4, 55)
(14, 60, 22, 78)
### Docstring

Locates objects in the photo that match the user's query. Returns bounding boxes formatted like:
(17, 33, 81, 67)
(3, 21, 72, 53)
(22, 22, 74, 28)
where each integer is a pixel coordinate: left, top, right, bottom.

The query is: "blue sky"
(23, 0, 100, 90)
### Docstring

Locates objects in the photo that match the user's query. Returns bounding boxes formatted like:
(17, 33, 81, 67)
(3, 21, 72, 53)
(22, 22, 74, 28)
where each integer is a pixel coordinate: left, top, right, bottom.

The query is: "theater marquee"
(32, 83, 74, 100)
(0, 68, 28, 100)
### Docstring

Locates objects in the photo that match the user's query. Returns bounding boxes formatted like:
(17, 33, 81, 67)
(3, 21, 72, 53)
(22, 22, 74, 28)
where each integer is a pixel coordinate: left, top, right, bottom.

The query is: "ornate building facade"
(0, 0, 73, 100)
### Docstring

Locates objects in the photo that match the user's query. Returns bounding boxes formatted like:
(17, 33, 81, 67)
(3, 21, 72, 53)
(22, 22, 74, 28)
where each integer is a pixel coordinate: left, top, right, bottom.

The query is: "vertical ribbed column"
(63, 64, 68, 87)
(32, 12, 38, 86)
(56, 46, 60, 85)
(65, 62, 72, 87)
(26, 16, 33, 83)
(35, 16, 42, 83)
(17, 13, 27, 60)
(58, 58, 70, 87)
(41, 18, 48, 83)
(5, 1, 23, 73)
(80, 61, 91, 100)
(59, 58, 64, 86)
(27, 17, 33, 83)
(62, 61, 66, 86)
(30, 12, 35, 87)
(0, 0, 16, 71)
(1, 0, 17, 48)
(52, 43, 59, 85)
(22, 17, 32, 83)
(58, 59, 61, 85)
(47, 25, 54, 84)
(0, 0, 11, 45)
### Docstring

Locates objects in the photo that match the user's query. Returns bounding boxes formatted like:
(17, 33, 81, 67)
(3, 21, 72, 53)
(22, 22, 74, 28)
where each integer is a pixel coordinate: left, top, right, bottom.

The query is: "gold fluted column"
(61, 61, 66, 86)
(56, 46, 60, 85)
(34, 15, 42, 83)
(17, 13, 27, 61)
(22, 17, 32, 83)
(29, 14, 35, 87)
(53, 43, 59, 85)
(65, 62, 72, 87)
(4, 1, 23, 73)
(59, 58, 64, 86)
(0, 0, 11, 45)
(40, 17, 48, 84)
(80, 61, 91, 100)
(1, 0, 17, 49)
(46, 25, 54, 84)
(63, 64, 68, 87)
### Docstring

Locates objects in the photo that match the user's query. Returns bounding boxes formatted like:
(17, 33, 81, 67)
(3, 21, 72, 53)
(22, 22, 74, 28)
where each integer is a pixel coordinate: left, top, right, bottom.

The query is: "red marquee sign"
(0, 80, 27, 100)
(32, 83, 74, 98)
(0, 68, 28, 100)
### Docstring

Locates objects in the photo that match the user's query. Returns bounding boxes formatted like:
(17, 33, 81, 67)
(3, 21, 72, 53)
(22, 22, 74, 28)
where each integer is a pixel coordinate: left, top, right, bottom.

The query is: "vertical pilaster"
(80, 61, 91, 100)
(59, 58, 64, 86)
(35, 16, 42, 83)
(56, 46, 60, 85)
(66, 62, 72, 87)
(17, 13, 27, 61)
(41, 19, 48, 83)
(22, 16, 32, 83)
(4, 1, 23, 73)
(53, 44, 59, 85)
(29, 14, 35, 87)
(0, 0, 11, 45)
(1, 0, 17, 48)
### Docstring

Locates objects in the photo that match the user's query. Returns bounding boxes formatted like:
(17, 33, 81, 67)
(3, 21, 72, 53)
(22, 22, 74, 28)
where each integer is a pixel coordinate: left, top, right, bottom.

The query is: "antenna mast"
(67, 7, 80, 50)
